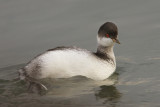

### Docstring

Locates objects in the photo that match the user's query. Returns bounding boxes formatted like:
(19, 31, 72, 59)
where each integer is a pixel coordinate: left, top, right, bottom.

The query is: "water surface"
(0, 0, 160, 107)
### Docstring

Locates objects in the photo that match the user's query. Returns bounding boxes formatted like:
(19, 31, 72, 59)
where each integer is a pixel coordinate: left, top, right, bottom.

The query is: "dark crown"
(98, 22, 118, 39)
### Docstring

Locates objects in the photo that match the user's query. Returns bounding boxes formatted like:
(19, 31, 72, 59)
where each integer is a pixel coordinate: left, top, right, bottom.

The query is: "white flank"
(37, 49, 116, 80)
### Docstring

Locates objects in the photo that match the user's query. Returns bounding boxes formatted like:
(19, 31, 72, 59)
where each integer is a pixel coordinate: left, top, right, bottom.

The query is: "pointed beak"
(112, 38, 120, 44)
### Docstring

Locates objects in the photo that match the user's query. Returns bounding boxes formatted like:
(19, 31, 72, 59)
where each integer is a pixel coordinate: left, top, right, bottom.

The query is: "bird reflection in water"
(95, 72, 121, 106)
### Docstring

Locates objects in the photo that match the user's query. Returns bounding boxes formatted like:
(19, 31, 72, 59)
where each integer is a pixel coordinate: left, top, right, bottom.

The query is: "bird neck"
(96, 45, 116, 63)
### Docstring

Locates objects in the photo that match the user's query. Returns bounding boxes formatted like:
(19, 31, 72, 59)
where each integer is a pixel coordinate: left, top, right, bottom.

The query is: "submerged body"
(18, 22, 120, 82)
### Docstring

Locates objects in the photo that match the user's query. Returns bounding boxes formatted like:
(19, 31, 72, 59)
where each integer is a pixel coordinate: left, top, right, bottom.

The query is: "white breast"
(37, 49, 116, 80)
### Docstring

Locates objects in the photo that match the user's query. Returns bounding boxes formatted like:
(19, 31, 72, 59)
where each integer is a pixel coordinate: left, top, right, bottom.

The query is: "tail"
(26, 76, 48, 91)
(18, 68, 26, 80)
(18, 68, 48, 91)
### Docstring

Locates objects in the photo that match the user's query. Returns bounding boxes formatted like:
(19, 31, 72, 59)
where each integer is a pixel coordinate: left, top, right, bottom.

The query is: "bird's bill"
(112, 38, 120, 44)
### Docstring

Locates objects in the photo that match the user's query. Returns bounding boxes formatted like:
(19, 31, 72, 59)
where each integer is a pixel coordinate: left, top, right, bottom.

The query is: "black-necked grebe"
(18, 22, 120, 90)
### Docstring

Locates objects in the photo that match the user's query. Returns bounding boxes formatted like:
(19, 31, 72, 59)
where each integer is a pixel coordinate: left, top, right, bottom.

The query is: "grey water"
(0, 0, 160, 107)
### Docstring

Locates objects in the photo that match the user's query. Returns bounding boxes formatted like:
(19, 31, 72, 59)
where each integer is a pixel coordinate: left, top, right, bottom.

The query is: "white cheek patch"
(97, 36, 114, 47)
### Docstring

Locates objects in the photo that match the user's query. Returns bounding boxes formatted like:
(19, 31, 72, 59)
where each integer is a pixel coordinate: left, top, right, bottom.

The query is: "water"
(0, 0, 160, 107)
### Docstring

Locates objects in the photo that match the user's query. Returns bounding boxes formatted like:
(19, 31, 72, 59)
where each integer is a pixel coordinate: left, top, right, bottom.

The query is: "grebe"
(18, 22, 120, 90)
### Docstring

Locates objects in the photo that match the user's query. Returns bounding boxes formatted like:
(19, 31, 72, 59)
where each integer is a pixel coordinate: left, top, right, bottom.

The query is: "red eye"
(106, 34, 110, 38)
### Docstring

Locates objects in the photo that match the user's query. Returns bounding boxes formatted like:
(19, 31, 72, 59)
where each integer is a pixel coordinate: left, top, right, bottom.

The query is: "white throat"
(97, 35, 115, 47)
